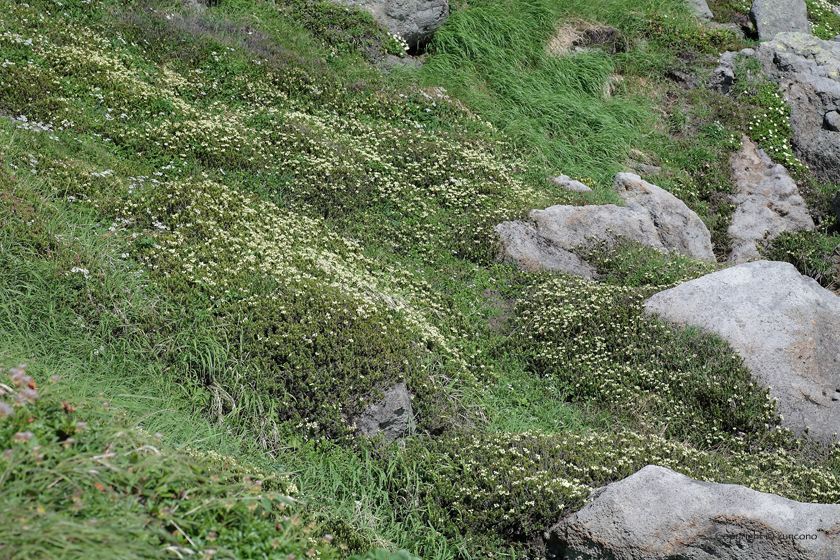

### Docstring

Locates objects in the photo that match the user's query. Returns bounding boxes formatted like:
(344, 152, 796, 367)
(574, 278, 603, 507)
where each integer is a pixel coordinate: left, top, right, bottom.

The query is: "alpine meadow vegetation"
(1, 0, 839, 558)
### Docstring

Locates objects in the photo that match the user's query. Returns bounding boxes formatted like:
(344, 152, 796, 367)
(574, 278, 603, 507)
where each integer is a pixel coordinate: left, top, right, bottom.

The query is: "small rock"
(824, 110, 840, 132)
(644, 261, 840, 444)
(709, 64, 735, 93)
(549, 174, 592, 193)
(708, 49, 754, 94)
(750, 0, 810, 41)
(687, 0, 714, 21)
(351, 382, 413, 443)
(547, 465, 840, 560)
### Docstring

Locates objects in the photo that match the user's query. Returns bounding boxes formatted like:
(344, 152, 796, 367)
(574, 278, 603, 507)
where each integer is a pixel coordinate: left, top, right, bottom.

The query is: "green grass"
(2, 0, 840, 558)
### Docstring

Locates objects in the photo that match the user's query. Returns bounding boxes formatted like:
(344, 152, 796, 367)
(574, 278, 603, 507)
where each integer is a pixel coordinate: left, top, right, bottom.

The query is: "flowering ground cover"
(1, 0, 839, 558)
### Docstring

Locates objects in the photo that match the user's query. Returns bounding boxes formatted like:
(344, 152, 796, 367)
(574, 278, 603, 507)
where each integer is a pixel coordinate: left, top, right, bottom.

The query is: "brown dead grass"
(546, 19, 626, 57)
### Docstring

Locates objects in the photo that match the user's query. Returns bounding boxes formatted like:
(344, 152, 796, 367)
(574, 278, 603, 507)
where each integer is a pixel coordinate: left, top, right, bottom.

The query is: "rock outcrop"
(546, 465, 840, 560)
(644, 261, 840, 444)
(754, 32, 840, 182)
(496, 174, 714, 276)
(750, 0, 810, 41)
(334, 0, 449, 50)
(728, 135, 814, 263)
(351, 382, 413, 442)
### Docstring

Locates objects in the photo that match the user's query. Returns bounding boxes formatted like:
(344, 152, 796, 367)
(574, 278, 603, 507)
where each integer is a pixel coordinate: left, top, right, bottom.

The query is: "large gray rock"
(547, 465, 840, 560)
(351, 382, 413, 443)
(687, 0, 714, 21)
(728, 136, 814, 263)
(644, 261, 840, 443)
(614, 173, 716, 262)
(755, 32, 840, 182)
(496, 174, 715, 276)
(528, 203, 663, 250)
(750, 0, 810, 41)
(495, 221, 599, 279)
(334, 0, 449, 49)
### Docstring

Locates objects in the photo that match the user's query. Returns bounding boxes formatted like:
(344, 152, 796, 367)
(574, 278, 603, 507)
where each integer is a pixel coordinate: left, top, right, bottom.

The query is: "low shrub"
(759, 229, 840, 289)
(508, 271, 779, 448)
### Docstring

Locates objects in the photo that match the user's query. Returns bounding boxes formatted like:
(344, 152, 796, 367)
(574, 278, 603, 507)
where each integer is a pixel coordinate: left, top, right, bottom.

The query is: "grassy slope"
(1, 0, 839, 558)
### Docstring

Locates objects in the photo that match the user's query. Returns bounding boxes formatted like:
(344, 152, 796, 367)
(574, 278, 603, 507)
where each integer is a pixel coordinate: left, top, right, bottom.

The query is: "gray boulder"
(529, 203, 665, 250)
(549, 174, 592, 193)
(750, 0, 810, 41)
(547, 465, 840, 560)
(755, 32, 840, 182)
(687, 0, 714, 21)
(496, 174, 715, 276)
(644, 261, 840, 444)
(728, 135, 814, 263)
(334, 0, 449, 49)
(615, 173, 715, 262)
(495, 221, 599, 279)
(351, 382, 413, 442)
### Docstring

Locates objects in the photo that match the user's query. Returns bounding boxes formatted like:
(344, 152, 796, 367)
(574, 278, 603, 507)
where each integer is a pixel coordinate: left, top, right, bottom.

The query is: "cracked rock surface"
(727, 135, 814, 264)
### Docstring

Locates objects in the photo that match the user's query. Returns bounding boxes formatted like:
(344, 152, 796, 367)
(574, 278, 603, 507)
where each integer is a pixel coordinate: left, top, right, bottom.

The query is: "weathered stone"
(644, 261, 840, 444)
(614, 173, 716, 262)
(334, 0, 449, 50)
(708, 49, 755, 93)
(750, 0, 810, 41)
(546, 465, 840, 560)
(529, 203, 665, 251)
(825, 110, 840, 131)
(710, 62, 736, 93)
(728, 135, 814, 263)
(351, 382, 413, 443)
(495, 221, 599, 279)
(549, 174, 592, 193)
(496, 174, 715, 276)
(687, 0, 714, 20)
(755, 32, 840, 182)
